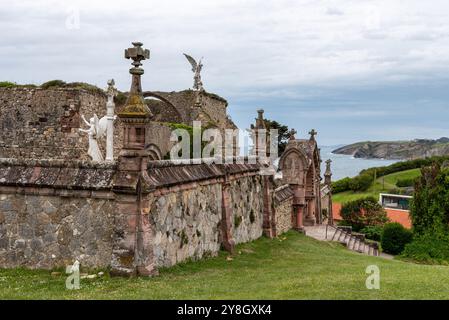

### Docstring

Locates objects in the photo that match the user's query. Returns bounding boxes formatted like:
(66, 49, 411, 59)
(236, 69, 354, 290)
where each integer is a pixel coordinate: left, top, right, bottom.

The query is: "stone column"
(292, 185, 305, 231)
(105, 79, 117, 162)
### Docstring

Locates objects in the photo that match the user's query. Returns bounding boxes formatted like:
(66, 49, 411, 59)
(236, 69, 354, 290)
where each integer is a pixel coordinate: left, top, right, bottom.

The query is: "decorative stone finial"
(309, 129, 317, 140)
(118, 42, 152, 152)
(325, 159, 332, 174)
(288, 128, 297, 140)
(119, 42, 152, 117)
(324, 159, 332, 185)
(255, 109, 265, 130)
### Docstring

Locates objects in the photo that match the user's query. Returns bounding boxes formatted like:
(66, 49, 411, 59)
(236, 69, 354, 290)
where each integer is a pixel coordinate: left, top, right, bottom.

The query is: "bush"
(381, 223, 413, 255)
(340, 197, 388, 231)
(402, 233, 449, 264)
(332, 177, 351, 193)
(0, 81, 17, 88)
(349, 174, 373, 192)
(410, 165, 449, 236)
(360, 225, 383, 241)
(40, 80, 67, 89)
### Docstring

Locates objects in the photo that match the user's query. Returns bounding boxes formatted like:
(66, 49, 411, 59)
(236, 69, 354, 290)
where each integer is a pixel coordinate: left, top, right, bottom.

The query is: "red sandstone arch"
(145, 143, 162, 160)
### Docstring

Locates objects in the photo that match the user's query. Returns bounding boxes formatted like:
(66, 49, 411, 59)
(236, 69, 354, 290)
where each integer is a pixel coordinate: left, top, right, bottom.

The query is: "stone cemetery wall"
(229, 175, 264, 244)
(0, 159, 115, 269)
(147, 182, 223, 268)
(273, 185, 294, 235)
(145, 161, 266, 268)
(0, 88, 107, 161)
(0, 157, 297, 272)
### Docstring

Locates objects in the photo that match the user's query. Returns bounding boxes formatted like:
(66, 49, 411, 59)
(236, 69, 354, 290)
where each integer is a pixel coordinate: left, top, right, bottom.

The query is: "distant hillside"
(332, 138, 449, 160)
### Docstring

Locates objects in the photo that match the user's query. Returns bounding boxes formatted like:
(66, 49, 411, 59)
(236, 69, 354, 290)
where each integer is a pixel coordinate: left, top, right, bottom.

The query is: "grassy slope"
(1, 231, 449, 300)
(333, 168, 421, 204)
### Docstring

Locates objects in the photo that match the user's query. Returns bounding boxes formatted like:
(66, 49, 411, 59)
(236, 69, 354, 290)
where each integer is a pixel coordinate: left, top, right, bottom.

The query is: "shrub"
(332, 177, 352, 193)
(402, 233, 449, 264)
(348, 174, 373, 192)
(381, 223, 413, 255)
(340, 197, 388, 231)
(360, 225, 383, 241)
(410, 164, 449, 236)
(0, 81, 17, 88)
(40, 80, 66, 89)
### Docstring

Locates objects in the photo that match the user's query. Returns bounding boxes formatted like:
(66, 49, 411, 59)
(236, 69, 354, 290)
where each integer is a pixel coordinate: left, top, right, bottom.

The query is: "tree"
(263, 119, 291, 155)
(410, 164, 449, 236)
(340, 196, 389, 231)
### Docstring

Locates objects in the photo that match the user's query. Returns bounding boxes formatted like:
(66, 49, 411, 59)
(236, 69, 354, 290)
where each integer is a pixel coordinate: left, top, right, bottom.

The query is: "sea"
(319, 145, 399, 181)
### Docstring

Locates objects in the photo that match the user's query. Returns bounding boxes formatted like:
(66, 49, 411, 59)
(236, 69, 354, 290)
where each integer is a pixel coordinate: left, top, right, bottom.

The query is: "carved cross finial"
(289, 128, 297, 140)
(309, 129, 317, 140)
(125, 42, 150, 70)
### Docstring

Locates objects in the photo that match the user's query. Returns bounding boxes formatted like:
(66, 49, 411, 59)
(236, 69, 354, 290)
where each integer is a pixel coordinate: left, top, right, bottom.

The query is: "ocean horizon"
(319, 145, 399, 181)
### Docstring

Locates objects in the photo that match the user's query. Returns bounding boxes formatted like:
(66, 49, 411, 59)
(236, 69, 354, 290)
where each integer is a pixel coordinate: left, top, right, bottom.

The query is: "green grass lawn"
(1, 231, 449, 300)
(333, 168, 421, 204)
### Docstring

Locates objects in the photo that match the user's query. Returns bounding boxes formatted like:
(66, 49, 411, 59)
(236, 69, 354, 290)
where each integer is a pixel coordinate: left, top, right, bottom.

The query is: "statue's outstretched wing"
(183, 53, 197, 72)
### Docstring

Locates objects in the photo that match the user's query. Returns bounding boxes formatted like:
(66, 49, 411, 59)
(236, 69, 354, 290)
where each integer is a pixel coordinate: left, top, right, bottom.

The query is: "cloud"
(326, 7, 344, 16)
(1, 0, 449, 144)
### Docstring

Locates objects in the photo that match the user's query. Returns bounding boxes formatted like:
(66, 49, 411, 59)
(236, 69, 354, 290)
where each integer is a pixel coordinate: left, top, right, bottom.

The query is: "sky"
(1, 0, 449, 145)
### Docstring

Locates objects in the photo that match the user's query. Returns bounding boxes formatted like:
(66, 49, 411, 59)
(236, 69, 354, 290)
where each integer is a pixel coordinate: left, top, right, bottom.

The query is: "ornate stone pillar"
(105, 79, 117, 162)
(111, 42, 156, 277)
(292, 184, 305, 231)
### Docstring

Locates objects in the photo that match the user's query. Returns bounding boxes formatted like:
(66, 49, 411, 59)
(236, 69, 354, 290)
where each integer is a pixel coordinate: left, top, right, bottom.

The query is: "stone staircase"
(304, 225, 381, 257)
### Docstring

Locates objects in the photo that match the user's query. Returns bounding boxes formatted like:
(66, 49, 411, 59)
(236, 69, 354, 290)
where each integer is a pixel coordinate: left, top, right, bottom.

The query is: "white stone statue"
(79, 114, 104, 162)
(79, 79, 117, 162)
(183, 53, 204, 91)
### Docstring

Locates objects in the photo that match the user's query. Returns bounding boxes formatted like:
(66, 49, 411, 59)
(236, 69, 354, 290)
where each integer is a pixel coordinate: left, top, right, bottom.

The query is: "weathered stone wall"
(230, 175, 264, 244)
(273, 185, 294, 235)
(0, 159, 116, 269)
(150, 90, 236, 130)
(148, 182, 222, 267)
(0, 157, 297, 272)
(0, 193, 114, 269)
(274, 200, 293, 235)
(0, 88, 107, 160)
(143, 161, 266, 267)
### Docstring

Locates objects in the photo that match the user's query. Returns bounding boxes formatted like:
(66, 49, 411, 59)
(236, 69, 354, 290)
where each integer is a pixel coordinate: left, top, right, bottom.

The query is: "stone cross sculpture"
(79, 79, 118, 162)
(183, 53, 204, 91)
(288, 128, 297, 140)
(309, 129, 317, 140)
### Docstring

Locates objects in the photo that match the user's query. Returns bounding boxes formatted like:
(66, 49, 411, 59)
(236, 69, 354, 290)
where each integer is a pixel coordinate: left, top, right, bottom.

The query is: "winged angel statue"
(79, 114, 107, 162)
(183, 53, 204, 91)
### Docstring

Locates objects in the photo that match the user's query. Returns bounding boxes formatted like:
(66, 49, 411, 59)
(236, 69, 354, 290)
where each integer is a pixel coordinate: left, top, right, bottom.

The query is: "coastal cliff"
(332, 138, 449, 160)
